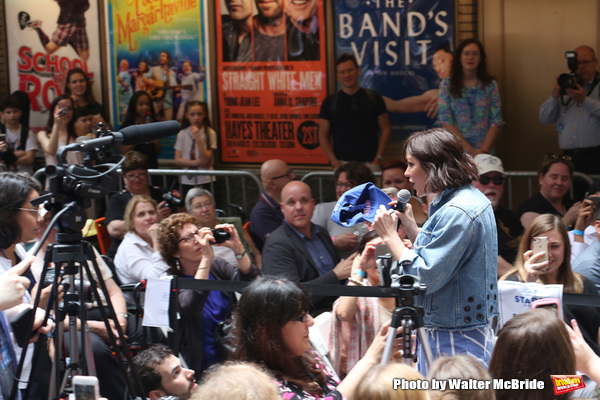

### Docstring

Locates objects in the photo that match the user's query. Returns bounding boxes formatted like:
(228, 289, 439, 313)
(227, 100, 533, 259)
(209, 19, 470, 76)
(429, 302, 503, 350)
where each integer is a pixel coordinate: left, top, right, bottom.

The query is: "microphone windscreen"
(397, 189, 411, 203)
(120, 120, 181, 145)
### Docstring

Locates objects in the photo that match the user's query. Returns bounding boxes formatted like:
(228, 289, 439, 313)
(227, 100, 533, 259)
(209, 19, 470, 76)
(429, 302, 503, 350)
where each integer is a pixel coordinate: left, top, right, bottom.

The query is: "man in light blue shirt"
(539, 45, 600, 175)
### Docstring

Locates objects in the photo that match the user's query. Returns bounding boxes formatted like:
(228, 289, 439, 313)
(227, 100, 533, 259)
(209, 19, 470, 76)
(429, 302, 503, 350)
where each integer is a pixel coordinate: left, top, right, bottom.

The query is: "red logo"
(551, 375, 585, 395)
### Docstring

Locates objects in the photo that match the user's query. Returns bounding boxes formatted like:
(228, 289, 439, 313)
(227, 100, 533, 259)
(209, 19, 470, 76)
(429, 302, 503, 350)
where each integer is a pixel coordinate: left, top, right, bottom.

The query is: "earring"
(176, 258, 181, 271)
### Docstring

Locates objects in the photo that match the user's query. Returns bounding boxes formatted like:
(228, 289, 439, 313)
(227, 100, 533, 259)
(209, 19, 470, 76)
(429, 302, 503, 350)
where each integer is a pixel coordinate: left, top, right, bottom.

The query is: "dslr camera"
(558, 51, 584, 90)
(162, 190, 184, 211)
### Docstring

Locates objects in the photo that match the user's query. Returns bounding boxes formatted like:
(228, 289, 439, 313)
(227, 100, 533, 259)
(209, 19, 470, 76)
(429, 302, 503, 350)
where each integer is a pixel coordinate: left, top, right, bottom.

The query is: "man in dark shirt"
(318, 53, 390, 170)
(249, 159, 295, 252)
(262, 181, 353, 313)
(222, 0, 253, 62)
(473, 154, 523, 277)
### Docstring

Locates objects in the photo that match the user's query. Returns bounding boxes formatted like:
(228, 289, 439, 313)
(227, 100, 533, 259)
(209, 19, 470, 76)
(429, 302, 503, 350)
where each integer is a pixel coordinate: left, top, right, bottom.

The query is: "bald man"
(262, 181, 353, 314)
(540, 45, 600, 175)
(249, 159, 296, 251)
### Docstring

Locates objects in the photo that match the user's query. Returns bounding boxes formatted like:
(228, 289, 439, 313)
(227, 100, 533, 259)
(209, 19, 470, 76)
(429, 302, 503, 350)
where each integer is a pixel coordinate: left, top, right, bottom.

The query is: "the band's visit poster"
(335, 0, 455, 140)
(4, 0, 103, 131)
(105, 0, 209, 159)
(216, 0, 329, 164)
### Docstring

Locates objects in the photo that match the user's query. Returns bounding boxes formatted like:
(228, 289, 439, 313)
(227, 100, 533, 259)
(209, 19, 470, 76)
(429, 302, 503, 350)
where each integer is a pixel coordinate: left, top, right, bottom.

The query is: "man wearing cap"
(473, 154, 523, 277)
(249, 159, 296, 252)
(262, 181, 354, 314)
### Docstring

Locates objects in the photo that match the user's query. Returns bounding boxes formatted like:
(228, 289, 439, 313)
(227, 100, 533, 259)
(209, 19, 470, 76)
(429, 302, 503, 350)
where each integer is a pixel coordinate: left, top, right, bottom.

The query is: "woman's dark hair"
(122, 151, 149, 174)
(489, 308, 575, 400)
(539, 153, 574, 177)
(121, 91, 157, 128)
(334, 162, 375, 186)
(0, 172, 41, 249)
(180, 100, 211, 129)
(158, 213, 198, 273)
(45, 95, 77, 142)
(449, 39, 493, 98)
(64, 68, 97, 105)
(357, 230, 379, 255)
(381, 159, 408, 174)
(230, 276, 327, 395)
(402, 128, 479, 193)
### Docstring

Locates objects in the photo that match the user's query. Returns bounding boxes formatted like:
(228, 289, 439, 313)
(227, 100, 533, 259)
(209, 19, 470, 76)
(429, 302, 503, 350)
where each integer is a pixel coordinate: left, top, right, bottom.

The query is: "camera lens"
(210, 228, 231, 244)
(558, 73, 576, 90)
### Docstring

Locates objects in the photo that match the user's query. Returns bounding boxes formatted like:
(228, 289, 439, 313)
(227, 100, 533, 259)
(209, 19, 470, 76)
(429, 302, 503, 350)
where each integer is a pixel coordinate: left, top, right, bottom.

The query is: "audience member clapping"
(114, 195, 170, 284)
(158, 213, 259, 378)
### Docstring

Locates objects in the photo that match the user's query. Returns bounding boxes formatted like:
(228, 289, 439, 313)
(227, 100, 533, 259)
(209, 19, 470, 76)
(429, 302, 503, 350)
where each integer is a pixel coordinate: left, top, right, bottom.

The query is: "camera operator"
(539, 45, 600, 176)
(372, 129, 498, 376)
(105, 150, 181, 258)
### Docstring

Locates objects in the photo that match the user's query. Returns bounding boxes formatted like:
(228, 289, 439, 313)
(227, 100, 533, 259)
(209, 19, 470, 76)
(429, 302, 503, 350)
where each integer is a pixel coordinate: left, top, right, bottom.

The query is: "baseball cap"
(331, 183, 392, 227)
(474, 154, 504, 176)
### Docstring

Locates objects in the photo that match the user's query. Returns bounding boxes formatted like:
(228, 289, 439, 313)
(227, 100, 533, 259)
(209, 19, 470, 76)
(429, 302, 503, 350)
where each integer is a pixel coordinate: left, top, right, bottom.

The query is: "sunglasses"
(292, 312, 309, 323)
(479, 176, 504, 185)
(546, 153, 572, 162)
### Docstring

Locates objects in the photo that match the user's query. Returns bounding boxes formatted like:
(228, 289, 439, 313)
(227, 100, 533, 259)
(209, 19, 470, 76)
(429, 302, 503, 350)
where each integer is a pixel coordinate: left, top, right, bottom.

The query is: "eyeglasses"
(17, 207, 40, 217)
(292, 312, 309, 323)
(270, 171, 292, 181)
(478, 176, 504, 185)
(335, 181, 354, 190)
(546, 153, 572, 162)
(178, 229, 200, 243)
(192, 202, 213, 211)
(578, 59, 596, 65)
(463, 51, 481, 57)
(124, 172, 148, 181)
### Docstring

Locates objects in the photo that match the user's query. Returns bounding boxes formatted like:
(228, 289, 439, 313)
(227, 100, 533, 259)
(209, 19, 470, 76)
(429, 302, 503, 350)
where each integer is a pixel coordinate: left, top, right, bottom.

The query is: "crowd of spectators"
(2, 40, 600, 399)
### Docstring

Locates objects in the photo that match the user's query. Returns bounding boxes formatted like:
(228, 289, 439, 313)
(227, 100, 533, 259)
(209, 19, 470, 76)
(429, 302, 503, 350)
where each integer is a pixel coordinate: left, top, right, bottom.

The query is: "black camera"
(210, 228, 231, 244)
(162, 190, 184, 211)
(558, 51, 584, 90)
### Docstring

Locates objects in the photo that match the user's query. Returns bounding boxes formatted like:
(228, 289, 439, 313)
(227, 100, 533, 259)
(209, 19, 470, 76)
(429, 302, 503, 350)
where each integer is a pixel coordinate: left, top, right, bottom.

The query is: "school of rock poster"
(216, 0, 329, 164)
(335, 0, 455, 140)
(105, 0, 209, 159)
(4, 0, 103, 131)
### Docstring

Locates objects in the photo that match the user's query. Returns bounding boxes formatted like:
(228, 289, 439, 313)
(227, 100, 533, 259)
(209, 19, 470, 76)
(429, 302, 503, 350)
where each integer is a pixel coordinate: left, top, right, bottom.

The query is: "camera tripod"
(378, 257, 433, 368)
(12, 202, 144, 400)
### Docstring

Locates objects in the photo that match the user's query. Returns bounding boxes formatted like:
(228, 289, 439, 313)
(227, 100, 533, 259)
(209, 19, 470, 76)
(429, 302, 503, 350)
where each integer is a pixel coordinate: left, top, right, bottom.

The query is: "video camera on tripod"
(376, 254, 432, 367)
(13, 120, 180, 400)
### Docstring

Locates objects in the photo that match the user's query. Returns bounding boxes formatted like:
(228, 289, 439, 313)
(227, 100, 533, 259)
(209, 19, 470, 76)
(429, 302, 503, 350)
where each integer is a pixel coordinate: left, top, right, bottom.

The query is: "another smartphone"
(73, 375, 100, 400)
(0, 133, 6, 142)
(531, 236, 549, 265)
(531, 298, 560, 317)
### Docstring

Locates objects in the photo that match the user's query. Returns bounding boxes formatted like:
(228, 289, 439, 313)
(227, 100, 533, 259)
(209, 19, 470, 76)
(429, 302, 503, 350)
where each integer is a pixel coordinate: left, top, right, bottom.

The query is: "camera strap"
(563, 71, 600, 107)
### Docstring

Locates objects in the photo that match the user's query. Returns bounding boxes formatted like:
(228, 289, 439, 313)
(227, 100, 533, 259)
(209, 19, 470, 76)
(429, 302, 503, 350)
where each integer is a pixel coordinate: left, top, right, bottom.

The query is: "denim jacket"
(399, 185, 499, 330)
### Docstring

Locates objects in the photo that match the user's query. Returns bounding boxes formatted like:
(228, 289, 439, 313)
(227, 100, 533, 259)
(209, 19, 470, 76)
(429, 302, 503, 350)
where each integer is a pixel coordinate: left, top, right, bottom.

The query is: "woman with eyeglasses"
(157, 213, 259, 379)
(500, 213, 600, 356)
(0, 172, 54, 398)
(105, 151, 174, 258)
(517, 153, 581, 229)
(185, 188, 261, 268)
(114, 195, 170, 284)
(438, 38, 504, 156)
(229, 275, 399, 400)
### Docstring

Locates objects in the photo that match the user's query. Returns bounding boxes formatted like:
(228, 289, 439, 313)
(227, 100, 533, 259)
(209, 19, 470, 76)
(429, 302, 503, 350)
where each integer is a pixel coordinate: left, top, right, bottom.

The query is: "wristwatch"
(235, 250, 246, 260)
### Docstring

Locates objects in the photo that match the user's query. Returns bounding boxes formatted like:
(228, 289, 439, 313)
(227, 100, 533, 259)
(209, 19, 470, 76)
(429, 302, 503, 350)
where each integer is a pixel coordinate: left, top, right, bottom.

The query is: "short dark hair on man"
(132, 344, 174, 396)
(334, 162, 375, 186)
(335, 53, 359, 69)
(122, 151, 149, 174)
(402, 128, 479, 193)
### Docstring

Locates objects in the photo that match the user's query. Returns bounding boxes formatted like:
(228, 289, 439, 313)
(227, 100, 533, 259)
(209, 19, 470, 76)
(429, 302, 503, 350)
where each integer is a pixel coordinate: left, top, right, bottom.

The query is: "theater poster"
(335, 0, 455, 140)
(216, 0, 328, 164)
(105, 0, 209, 159)
(4, 0, 103, 131)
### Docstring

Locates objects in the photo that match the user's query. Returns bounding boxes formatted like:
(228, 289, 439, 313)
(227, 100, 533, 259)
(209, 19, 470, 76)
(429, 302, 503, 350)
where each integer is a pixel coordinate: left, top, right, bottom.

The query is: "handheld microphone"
(395, 189, 411, 212)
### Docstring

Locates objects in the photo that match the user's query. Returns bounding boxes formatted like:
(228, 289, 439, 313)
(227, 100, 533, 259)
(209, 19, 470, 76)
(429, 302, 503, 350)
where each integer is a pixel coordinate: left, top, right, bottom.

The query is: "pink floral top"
(275, 355, 343, 400)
